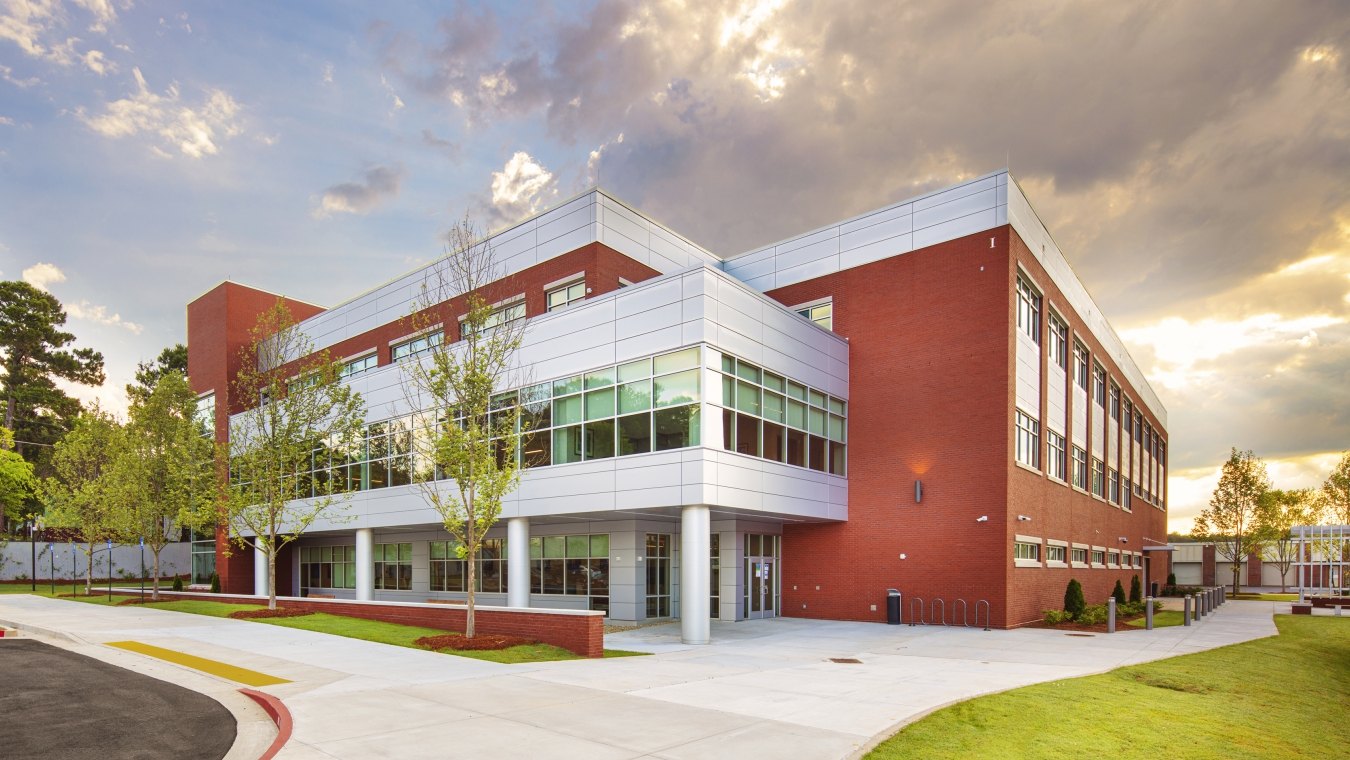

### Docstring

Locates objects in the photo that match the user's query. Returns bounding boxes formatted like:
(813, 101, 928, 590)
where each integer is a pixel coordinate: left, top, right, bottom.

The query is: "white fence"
(0, 540, 191, 582)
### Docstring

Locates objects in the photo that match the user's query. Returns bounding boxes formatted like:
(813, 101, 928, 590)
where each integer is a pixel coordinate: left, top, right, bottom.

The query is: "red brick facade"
(765, 226, 1168, 628)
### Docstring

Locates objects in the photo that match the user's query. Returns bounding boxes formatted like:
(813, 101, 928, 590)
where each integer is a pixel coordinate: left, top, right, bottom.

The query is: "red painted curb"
(238, 688, 292, 760)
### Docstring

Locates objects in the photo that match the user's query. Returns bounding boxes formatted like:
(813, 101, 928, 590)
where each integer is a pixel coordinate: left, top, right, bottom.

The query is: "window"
(1048, 312, 1067, 368)
(1108, 468, 1120, 504)
(374, 542, 412, 590)
(1123, 479, 1133, 509)
(1093, 364, 1106, 407)
(721, 354, 845, 475)
(646, 533, 671, 618)
(546, 281, 586, 312)
(710, 533, 721, 618)
(1047, 544, 1067, 564)
(1109, 383, 1121, 421)
(1015, 409, 1040, 468)
(529, 534, 610, 614)
(391, 331, 443, 361)
(1108, 550, 1120, 567)
(1016, 277, 1041, 343)
(1091, 549, 1105, 566)
(1073, 341, 1089, 388)
(465, 299, 525, 337)
(794, 300, 833, 331)
(1091, 458, 1105, 497)
(194, 393, 215, 437)
(300, 545, 355, 591)
(1071, 547, 1088, 565)
(1014, 541, 1041, 562)
(288, 373, 320, 394)
(1071, 446, 1088, 489)
(1123, 398, 1133, 436)
(340, 353, 378, 379)
(430, 538, 507, 593)
(1047, 431, 1067, 481)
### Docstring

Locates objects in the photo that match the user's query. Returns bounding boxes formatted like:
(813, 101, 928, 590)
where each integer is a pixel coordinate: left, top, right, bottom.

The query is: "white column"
(253, 539, 268, 597)
(507, 517, 530, 608)
(680, 505, 711, 644)
(355, 528, 374, 602)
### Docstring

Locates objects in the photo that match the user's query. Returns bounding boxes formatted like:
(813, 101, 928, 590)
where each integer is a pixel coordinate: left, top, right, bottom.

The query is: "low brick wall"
(112, 590, 605, 657)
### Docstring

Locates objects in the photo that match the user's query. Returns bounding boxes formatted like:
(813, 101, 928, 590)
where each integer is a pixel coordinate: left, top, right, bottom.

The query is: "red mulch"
(229, 608, 314, 620)
(1028, 614, 1150, 633)
(415, 633, 535, 651)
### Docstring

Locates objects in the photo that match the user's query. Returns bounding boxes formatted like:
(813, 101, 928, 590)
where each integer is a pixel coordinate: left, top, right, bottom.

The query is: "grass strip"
(869, 616, 1349, 759)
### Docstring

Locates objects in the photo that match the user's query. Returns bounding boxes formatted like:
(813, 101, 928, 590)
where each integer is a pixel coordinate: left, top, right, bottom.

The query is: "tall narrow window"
(1016, 277, 1041, 343)
(1073, 341, 1089, 388)
(1109, 383, 1121, 421)
(1015, 409, 1040, 468)
(1091, 458, 1105, 497)
(1071, 446, 1088, 489)
(1048, 313, 1067, 368)
(1093, 363, 1107, 407)
(1047, 431, 1067, 481)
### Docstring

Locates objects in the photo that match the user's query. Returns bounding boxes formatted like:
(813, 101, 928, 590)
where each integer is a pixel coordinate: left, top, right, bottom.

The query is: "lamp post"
(69, 542, 76, 598)
(139, 537, 145, 603)
(107, 539, 113, 602)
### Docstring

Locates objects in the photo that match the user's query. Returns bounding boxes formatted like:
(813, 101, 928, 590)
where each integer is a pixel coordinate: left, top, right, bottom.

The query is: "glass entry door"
(744, 534, 780, 619)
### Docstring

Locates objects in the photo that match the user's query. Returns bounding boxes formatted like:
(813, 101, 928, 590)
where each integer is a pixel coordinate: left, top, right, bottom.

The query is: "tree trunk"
(268, 545, 277, 610)
(465, 546, 476, 638)
(85, 541, 93, 594)
(151, 549, 161, 601)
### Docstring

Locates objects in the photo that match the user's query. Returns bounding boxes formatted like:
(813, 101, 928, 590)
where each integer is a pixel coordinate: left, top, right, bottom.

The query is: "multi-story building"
(187, 170, 1170, 640)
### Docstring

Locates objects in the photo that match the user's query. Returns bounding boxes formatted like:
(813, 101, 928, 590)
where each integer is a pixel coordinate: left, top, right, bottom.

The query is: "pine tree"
(1064, 578, 1086, 619)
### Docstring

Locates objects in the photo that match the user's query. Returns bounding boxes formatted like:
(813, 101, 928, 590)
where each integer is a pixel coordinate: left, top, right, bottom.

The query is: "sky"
(1, 0, 1347, 532)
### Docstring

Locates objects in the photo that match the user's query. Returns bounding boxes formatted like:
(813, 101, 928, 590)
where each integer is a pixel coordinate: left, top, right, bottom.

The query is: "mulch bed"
(1028, 614, 1151, 633)
(228, 608, 314, 620)
(415, 633, 536, 651)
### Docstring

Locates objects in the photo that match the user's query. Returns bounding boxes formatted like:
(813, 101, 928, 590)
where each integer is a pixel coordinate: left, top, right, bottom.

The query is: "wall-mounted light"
(1119, 537, 1129, 543)
(914, 480, 923, 504)
(1017, 515, 1032, 522)
(976, 515, 989, 523)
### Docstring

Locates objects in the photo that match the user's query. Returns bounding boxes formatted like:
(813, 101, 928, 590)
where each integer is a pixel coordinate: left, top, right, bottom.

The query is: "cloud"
(0, 0, 118, 65)
(22, 261, 66, 291)
(0, 63, 41, 87)
(71, 0, 116, 33)
(322, 61, 334, 85)
(76, 67, 244, 158)
(487, 151, 557, 225)
(65, 299, 143, 334)
(81, 47, 111, 75)
(0, 115, 13, 125)
(313, 164, 405, 218)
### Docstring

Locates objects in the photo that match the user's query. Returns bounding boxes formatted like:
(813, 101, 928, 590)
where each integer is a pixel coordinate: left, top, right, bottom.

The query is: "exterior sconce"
(976, 515, 989, 523)
(914, 480, 923, 503)
(1017, 515, 1032, 522)
(1119, 537, 1129, 543)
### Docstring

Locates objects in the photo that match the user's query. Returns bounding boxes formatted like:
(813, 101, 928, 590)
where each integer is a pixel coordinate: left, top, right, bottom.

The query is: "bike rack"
(931, 598, 947, 626)
(909, 596, 925, 626)
(974, 599, 991, 631)
(953, 598, 969, 627)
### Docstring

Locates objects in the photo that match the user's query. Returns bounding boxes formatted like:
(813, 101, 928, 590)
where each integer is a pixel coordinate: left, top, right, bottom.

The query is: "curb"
(0, 615, 85, 645)
(239, 688, 292, 760)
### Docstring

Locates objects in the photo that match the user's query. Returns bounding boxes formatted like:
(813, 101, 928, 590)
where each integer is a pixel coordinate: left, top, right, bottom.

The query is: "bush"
(171, 576, 183, 592)
(1078, 604, 1108, 625)
(1165, 572, 1178, 596)
(1043, 610, 1073, 625)
(1064, 579, 1086, 619)
(209, 573, 220, 593)
(1112, 580, 1127, 605)
(1129, 574, 1142, 604)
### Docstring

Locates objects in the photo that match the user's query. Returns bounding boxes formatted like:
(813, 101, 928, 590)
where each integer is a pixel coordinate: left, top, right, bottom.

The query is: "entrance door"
(744, 533, 780, 619)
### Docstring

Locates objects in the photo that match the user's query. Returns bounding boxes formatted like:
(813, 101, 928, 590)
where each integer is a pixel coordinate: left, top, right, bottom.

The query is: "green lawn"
(869, 616, 1349, 759)
(1124, 610, 1185, 628)
(48, 597, 641, 663)
(0, 581, 148, 595)
(1231, 593, 1299, 601)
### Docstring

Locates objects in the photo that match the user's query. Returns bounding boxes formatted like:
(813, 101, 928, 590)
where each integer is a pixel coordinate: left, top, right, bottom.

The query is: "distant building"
(187, 170, 1170, 639)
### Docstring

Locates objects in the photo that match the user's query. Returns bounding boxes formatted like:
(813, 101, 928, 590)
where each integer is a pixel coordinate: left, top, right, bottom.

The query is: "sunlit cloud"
(313, 164, 405, 218)
(22, 261, 66, 291)
(489, 151, 556, 222)
(1169, 451, 1346, 533)
(76, 68, 243, 158)
(66, 299, 143, 334)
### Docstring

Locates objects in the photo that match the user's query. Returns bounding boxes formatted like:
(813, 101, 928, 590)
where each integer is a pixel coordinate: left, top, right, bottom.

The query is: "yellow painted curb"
(106, 640, 290, 687)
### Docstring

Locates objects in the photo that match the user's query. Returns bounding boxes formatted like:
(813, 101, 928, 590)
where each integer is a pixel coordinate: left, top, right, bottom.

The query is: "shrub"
(1129, 574, 1142, 603)
(1165, 572, 1178, 595)
(1064, 578, 1086, 619)
(1078, 604, 1108, 625)
(1043, 610, 1073, 625)
(1112, 580, 1127, 605)
(171, 576, 184, 592)
(209, 573, 220, 593)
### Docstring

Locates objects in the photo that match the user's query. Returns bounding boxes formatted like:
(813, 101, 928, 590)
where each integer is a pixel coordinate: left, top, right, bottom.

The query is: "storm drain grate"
(1065, 633, 1096, 637)
(829, 657, 863, 664)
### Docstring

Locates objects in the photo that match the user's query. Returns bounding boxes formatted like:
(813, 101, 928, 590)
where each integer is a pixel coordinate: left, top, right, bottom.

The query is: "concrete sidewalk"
(0, 596, 1282, 759)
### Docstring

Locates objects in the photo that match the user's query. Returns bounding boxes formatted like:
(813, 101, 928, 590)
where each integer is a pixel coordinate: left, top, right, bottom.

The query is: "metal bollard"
(1145, 596, 1154, 630)
(1184, 595, 1192, 626)
(1199, 590, 1207, 617)
(1107, 597, 1116, 633)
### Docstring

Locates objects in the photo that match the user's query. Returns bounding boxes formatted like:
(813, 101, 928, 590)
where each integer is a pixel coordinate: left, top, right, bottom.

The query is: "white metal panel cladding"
(1015, 331, 1041, 417)
(1046, 365, 1067, 436)
(1090, 401, 1104, 460)
(1072, 384, 1088, 448)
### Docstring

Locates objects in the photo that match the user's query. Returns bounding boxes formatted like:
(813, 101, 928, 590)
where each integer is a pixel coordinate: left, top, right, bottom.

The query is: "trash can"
(1150, 581, 1159, 598)
(886, 589, 902, 625)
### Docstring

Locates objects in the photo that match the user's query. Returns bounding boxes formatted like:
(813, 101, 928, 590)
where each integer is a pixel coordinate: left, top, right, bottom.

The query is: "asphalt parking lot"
(0, 639, 236, 760)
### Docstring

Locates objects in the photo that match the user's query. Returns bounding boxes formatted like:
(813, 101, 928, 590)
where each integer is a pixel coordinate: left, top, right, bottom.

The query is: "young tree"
(225, 300, 365, 609)
(1129, 574, 1142, 604)
(1193, 448, 1271, 594)
(1064, 578, 1086, 619)
(1255, 488, 1319, 592)
(41, 408, 123, 592)
(126, 344, 188, 405)
(1323, 451, 1350, 526)
(112, 371, 216, 600)
(404, 217, 527, 638)
(0, 426, 35, 528)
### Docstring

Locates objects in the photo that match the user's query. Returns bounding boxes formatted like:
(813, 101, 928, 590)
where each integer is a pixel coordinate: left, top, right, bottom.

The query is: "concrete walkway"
(0, 596, 1283, 759)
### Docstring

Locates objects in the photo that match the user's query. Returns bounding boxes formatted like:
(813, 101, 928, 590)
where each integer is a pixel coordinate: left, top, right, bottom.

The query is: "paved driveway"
(0, 595, 1280, 759)
(0, 638, 236, 760)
